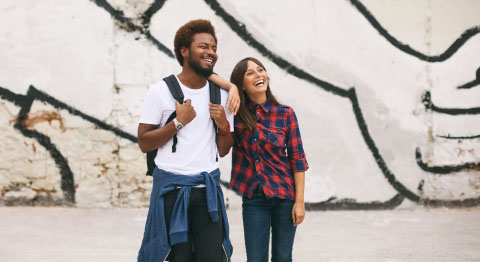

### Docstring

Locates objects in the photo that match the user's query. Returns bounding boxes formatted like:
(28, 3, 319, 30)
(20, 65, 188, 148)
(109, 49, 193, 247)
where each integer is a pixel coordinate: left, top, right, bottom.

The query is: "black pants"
(164, 187, 224, 262)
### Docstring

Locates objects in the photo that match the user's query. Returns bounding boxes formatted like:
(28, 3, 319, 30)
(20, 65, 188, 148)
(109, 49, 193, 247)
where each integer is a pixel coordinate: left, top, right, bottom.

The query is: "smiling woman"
(210, 57, 308, 261)
(229, 58, 281, 132)
(242, 60, 268, 102)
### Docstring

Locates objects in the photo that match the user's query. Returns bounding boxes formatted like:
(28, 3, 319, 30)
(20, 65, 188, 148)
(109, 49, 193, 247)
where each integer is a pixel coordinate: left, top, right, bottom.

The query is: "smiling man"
(136, 20, 234, 262)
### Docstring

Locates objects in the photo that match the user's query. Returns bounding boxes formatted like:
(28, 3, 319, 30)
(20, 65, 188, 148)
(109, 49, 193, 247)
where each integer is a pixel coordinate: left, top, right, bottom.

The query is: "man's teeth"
(203, 58, 213, 63)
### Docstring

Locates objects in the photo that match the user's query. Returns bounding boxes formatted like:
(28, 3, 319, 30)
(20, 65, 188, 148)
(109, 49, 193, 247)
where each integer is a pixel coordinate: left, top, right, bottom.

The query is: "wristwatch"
(173, 118, 184, 131)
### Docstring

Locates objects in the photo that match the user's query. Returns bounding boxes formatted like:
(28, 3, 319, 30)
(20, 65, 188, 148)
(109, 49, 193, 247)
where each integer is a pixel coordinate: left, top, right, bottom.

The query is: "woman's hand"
(292, 201, 305, 226)
(208, 73, 240, 115)
(292, 171, 305, 226)
(227, 83, 240, 115)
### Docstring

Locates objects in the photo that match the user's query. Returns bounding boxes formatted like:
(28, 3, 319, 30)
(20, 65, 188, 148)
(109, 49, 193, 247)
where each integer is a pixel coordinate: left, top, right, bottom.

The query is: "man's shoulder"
(146, 79, 173, 98)
(149, 79, 169, 91)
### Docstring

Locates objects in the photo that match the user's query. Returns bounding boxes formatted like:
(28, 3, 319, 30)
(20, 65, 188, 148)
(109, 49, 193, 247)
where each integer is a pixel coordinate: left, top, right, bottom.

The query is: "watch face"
(174, 118, 183, 130)
(175, 120, 183, 130)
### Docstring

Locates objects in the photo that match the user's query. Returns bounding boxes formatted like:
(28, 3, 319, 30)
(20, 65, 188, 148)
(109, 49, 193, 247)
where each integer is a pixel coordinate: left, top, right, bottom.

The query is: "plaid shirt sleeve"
(285, 107, 308, 172)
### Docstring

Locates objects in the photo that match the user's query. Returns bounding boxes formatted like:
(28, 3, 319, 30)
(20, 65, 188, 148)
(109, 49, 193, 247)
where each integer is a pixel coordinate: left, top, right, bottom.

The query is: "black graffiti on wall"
(351, 0, 480, 187)
(92, 0, 406, 209)
(2, 0, 479, 208)
(415, 149, 480, 174)
(200, 0, 480, 208)
(420, 89, 480, 173)
(458, 67, 480, 89)
(349, 0, 480, 63)
(437, 134, 480, 140)
(1, 84, 407, 209)
(0, 85, 137, 204)
(423, 91, 480, 115)
(90, 0, 174, 58)
(1, 86, 74, 204)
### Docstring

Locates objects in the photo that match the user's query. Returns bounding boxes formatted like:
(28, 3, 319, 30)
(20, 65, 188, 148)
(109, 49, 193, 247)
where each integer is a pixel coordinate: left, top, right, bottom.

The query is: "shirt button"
(255, 159, 259, 163)
(254, 138, 257, 142)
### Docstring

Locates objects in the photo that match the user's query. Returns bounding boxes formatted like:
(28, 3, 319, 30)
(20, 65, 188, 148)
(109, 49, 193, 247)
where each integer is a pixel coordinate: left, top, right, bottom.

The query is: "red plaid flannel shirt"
(230, 99, 308, 200)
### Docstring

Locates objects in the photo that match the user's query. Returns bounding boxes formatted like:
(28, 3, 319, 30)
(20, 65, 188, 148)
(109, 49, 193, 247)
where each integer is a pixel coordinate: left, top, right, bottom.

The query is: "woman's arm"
(209, 73, 240, 115)
(292, 171, 305, 226)
(284, 107, 307, 226)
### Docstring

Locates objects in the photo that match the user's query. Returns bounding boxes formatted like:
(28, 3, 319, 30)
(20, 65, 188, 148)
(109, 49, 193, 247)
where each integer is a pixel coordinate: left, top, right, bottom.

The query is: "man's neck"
(177, 67, 208, 90)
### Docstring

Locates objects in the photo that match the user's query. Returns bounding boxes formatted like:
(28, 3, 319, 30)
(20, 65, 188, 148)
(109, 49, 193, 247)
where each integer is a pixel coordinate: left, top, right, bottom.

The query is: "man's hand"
(209, 103, 229, 132)
(176, 99, 196, 125)
(292, 201, 305, 227)
(227, 84, 240, 115)
(211, 102, 234, 157)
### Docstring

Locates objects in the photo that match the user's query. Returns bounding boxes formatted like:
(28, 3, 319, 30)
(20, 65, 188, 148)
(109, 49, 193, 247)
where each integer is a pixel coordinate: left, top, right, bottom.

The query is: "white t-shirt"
(139, 76, 234, 175)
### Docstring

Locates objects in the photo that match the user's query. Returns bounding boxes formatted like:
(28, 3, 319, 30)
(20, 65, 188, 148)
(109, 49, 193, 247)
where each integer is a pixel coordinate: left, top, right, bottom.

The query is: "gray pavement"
(1, 206, 480, 262)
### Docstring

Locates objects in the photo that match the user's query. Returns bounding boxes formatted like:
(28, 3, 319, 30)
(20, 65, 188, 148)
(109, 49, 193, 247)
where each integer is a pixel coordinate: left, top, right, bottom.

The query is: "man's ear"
(180, 47, 189, 60)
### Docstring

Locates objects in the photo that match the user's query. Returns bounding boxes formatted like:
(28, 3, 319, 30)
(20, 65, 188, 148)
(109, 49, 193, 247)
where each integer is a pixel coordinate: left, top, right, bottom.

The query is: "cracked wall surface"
(0, 0, 479, 208)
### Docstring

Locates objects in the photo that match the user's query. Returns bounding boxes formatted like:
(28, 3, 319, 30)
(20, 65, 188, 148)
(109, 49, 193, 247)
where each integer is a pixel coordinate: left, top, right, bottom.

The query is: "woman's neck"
(249, 93, 267, 105)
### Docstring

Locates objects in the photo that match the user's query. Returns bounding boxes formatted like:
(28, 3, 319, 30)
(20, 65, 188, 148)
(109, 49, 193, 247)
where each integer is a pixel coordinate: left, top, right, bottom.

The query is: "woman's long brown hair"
(230, 57, 281, 131)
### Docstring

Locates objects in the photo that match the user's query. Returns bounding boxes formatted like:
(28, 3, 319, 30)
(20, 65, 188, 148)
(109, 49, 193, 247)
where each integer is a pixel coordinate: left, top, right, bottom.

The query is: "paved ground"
(1, 206, 480, 262)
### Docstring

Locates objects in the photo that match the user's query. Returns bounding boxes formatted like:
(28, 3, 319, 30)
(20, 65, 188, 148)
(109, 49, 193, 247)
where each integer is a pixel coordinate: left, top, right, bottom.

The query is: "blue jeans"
(242, 187, 297, 262)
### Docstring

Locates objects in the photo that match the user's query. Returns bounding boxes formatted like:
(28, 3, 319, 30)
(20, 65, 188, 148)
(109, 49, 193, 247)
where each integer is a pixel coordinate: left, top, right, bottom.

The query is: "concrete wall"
(1, 0, 479, 209)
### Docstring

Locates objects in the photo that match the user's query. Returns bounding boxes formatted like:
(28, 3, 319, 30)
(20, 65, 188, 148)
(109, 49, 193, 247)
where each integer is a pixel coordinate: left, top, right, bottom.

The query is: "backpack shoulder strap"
(208, 80, 221, 105)
(145, 110, 177, 176)
(146, 75, 184, 176)
(163, 74, 184, 104)
(208, 80, 222, 162)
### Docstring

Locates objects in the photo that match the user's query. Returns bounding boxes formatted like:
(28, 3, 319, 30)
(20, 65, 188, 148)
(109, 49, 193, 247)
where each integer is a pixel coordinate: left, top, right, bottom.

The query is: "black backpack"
(145, 74, 221, 176)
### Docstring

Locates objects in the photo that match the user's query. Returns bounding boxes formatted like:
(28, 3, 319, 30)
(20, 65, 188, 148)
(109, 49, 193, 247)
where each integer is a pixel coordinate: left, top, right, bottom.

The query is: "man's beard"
(188, 55, 214, 77)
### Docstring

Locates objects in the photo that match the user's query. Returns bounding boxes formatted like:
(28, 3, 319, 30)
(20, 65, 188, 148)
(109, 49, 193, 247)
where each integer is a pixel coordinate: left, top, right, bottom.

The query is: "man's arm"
(209, 103, 234, 157)
(217, 132, 234, 157)
(138, 100, 196, 153)
(137, 122, 177, 153)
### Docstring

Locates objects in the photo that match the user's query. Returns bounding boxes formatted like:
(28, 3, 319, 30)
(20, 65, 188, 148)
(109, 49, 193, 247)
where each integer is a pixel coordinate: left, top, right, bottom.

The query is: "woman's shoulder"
(272, 103, 294, 114)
